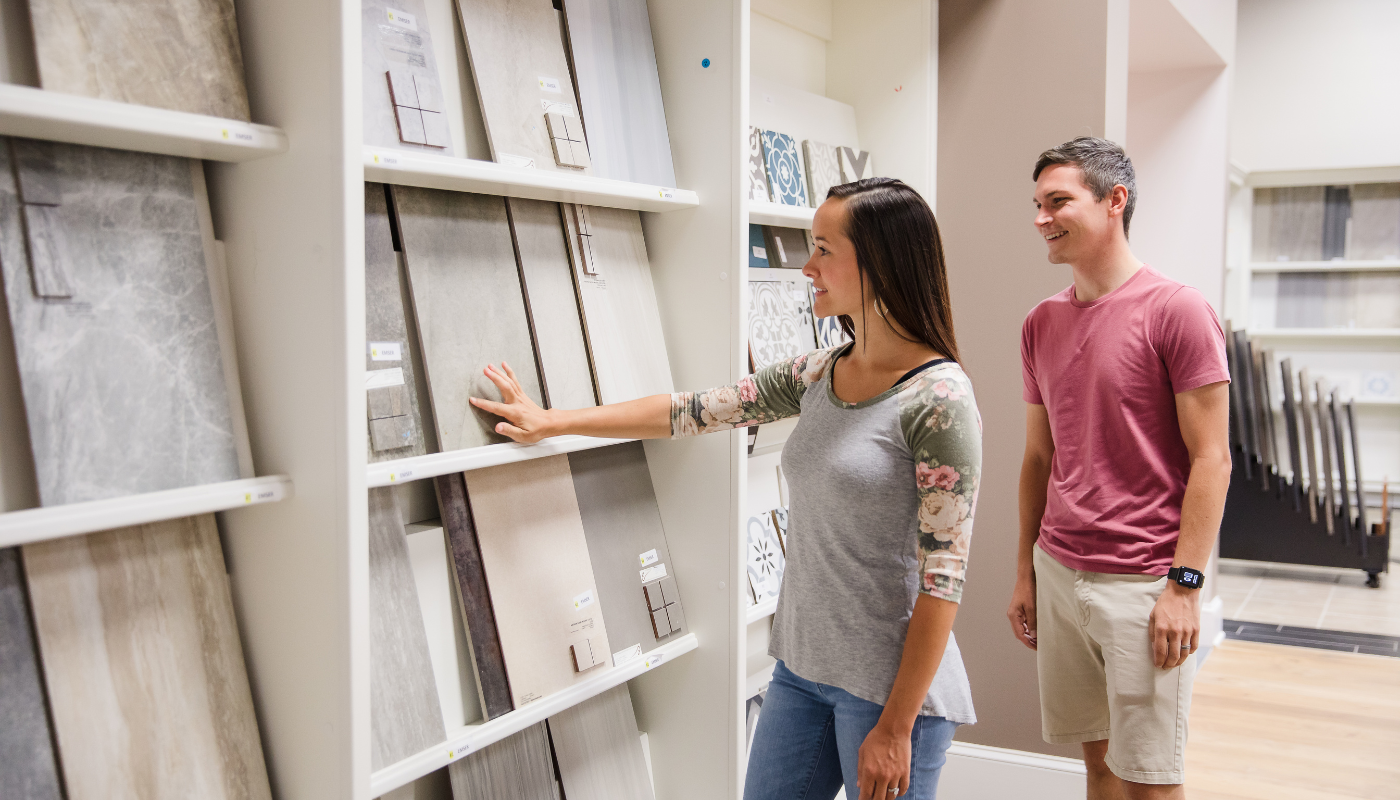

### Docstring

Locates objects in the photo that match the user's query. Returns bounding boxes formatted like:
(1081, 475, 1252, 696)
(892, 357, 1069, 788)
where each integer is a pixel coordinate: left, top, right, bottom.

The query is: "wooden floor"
(1186, 639, 1400, 799)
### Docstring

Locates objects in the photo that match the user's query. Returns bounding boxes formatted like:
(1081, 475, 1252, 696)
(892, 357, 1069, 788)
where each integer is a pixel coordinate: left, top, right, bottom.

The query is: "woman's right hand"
(469, 362, 556, 443)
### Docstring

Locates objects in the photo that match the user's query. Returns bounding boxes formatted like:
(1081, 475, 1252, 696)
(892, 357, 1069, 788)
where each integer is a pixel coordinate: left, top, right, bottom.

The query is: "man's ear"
(1108, 184, 1129, 217)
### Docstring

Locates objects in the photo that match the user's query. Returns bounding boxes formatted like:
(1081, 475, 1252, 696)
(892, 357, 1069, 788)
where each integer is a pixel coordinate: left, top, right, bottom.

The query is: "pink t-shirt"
(1021, 266, 1229, 575)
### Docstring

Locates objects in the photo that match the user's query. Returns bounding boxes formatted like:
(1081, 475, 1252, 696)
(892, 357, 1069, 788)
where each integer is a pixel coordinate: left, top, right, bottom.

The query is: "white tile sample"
(803, 139, 842, 207)
(549, 685, 655, 800)
(363, 0, 456, 155)
(0, 548, 62, 800)
(746, 512, 784, 602)
(366, 183, 430, 461)
(812, 285, 852, 349)
(0, 138, 240, 506)
(406, 521, 485, 730)
(838, 146, 875, 183)
(747, 126, 771, 202)
(749, 280, 817, 370)
(449, 722, 559, 800)
(560, 0, 677, 187)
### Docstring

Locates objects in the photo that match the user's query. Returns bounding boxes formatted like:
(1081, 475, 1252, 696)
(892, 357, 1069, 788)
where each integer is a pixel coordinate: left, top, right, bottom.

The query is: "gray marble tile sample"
(508, 198, 598, 411)
(569, 206, 674, 403)
(456, 0, 586, 173)
(363, 0, 456, 155)
(366, 184, 430, 461)
(568, 441, 685, 655)
(749, 280, 817, 370)
(0, 139, 240, 506)
(1252, 186, 1324, 262)
(371, 415, 416, 452)
(29, 0, 251, 120)
(392, 185, 544, 452)
(449, 722, 559, 800)
(0, 547, 63, 800)
(545, 112, 591, 169)
(548, 685, 655, 800)
(802, 139, 842, 207)
(764, 226, 810, 268)
(1350, 182, 1400, 261)
(369, 383, 411, 419)
(560, 0, 677, 187)
(20, 204, 73, 298)
(838, 146, 874, 183)
(747, 127, 770, 202)
(12, 138, 62, 206)
(370, 487, 447, 771)
(23, 515, 271, 800)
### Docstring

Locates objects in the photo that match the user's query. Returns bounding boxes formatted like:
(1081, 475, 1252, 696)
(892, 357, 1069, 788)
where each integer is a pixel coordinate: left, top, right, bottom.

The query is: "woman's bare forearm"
(879, 595, 958, 734)
(544, 394, 674, 440)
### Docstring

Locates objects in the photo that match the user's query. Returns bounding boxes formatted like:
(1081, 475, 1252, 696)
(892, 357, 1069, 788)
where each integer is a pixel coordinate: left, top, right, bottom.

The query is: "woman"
(471, 178, 980, 800)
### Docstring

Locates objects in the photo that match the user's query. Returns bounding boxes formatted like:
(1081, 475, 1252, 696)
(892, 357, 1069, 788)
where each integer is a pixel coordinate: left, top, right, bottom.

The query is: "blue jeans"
(745, 661, 958, 800)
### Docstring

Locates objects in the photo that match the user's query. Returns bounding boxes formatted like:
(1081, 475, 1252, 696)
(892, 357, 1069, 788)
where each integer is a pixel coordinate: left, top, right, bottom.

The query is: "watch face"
(1176, 568, 1203, 588)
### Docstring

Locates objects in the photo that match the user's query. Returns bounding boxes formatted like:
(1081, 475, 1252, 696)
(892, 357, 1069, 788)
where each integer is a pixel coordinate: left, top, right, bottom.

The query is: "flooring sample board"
(367, 183, 430, 461)
(0, 547, 63, 800)
(569, 206, 674, 403)
(435, 472, 514, 720)
(508, 198, 599, 411)
(393, 185, 544, 452)
(370, 487, 446, 771)
(363, 0, 456, 154)
(814, 310, 852, 350)
(449, 722, 560, 800)
(406, 521, 484, 729)
(746, 512, 784, 604)
(747, 126, 771, 202)
(838, 146, 875, 183)
(568, 442, 685, 656)
(0, 138, 240, 506)
(549, 685, 656, 800)
(464, 455, 613, 707)
(456, 0, 587, 172)
(748, 223, 770, 268)
(22, 515, 271, 800)
(803, 139, 842, 207)
(1297, 367, 1320, 523)
(560, 0, 676, 187)
(1252, 186, 1325, 262)
(764, 226, 810, 268)
(761, 130, 809, 207)
(28, 0, 250, 120)
(750, 75, 861, 163)
(1350, 182, 1400, 261)
(1322, 185, 1351, 261)
(1315, 378, 1337, 533)
(749, 280, 817, 370)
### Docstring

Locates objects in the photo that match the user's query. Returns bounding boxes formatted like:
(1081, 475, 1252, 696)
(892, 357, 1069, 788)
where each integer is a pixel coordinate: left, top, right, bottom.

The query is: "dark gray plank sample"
(1329, 390, 1352, 530)
(1322, 185, 1350, 260)
(1315, 378, 1337, 534)
(435, 472, 513, 720)
(507, 198, 598, 411)
(0, 547, 63, 800)
(0, 138, 239, 506)
(370, 487, 446, 771)
(1345, 400, 1367, 534)
(1297, 367, 1320, 522)
(366, 183, 429, 461)
(568, 441, 685, 655)
(548, 685, 655, 800)
(449, 721, 559, 800)
(1350, 183, 1400, 261)
(763, 226, 810, 269)
(1279, 358, 1303, 511)
(393, 186, 544, 452)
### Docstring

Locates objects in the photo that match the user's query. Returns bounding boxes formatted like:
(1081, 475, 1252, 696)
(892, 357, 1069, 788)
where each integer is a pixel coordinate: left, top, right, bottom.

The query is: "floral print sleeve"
(670, 347, 840, 438)
(900, 367, 982, 604)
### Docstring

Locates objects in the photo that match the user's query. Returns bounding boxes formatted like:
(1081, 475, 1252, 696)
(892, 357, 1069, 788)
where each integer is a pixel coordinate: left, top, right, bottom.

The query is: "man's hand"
(1007, 574, 1038, 650)
(1149, 582, 1200, 669)
(857, 720, 912, 799)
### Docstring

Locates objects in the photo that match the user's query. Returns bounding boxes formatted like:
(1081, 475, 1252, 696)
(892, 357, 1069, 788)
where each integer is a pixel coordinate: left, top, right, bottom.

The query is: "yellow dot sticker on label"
(244, 493, 252, 502)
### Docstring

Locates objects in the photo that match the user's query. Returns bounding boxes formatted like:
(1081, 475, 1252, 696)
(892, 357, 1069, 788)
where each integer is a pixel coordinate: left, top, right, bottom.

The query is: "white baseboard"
(937, 742, 1086, 799)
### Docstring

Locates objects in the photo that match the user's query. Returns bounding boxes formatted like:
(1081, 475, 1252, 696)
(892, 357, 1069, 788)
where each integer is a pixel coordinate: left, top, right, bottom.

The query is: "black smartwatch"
(1167, 566, 1204, 589)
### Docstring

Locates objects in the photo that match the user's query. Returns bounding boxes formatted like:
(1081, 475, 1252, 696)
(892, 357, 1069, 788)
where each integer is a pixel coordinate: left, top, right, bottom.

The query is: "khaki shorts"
(1033, 545, 1194, 785)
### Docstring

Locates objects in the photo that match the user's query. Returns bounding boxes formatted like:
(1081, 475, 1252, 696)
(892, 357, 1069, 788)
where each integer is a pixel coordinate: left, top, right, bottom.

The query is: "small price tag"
(366, 368, 405, 389)
(638, 549, 659, 567)
(613, 644, 643, 667)
(643, 653, 665, 669)
(386, 8, 417, 29)
(540, 99, 575, 116)
(639, 563, 667, 584)
(389, 469, 414, 483)
(752, 246, 766, 259)
(499, 153, 536, 169)
(658, 188, 676, 201)
(368, 341, 402, 361)
(572, 589, 595, 610)
(538, 76, 562, 93)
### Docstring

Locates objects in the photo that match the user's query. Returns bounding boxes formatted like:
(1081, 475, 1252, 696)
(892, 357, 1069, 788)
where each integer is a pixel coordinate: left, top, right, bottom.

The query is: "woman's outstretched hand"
(469, 362, 555, 443)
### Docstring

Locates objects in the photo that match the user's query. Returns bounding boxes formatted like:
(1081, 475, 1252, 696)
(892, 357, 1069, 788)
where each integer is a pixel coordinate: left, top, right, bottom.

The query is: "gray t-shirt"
(671, 344, 981, 722)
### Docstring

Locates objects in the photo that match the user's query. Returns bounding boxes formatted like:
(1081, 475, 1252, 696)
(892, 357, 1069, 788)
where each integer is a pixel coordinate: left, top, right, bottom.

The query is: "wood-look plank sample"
(456, 0, 586, 172)
(749, 280, 817, 369)
(508, 198, 598, 411)
(406, 521, 484, 729)
(464, 455, 612, 708)
(1296, 367, 1320, 522)
(568, 206, 674, 403)
(802, 139, 842, 207)
(0, 547, 63, 800)
(560, 0, 676, 187)
(1350, 182, 1400, 261)
(362, 0, 456, 155)
(0, 138, 240, 506)
(568, 442, 685, 656)
(393, 185, 544, 452)
(1314, 378, 1337, 534)
(763, 226, 811, 269)
(28, 0, 251, 120)
(370, 487, 446, 771)
(1252, 186, 1324, 263)
(22, 515, 271, 800)
(448, 722, 560, 800)
(549, 685, 655, 800)
(367, 183, 430, 461)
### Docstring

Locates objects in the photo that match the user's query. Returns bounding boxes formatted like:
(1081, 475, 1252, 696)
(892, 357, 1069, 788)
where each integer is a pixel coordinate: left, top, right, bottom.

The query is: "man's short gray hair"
(1033, 137, 1137, 239)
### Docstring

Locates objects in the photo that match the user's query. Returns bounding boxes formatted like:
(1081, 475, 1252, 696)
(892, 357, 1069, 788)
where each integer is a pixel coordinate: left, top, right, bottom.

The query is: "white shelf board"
(0, 475, 293, 549)
(0, 83, 288, 162)
(745, 660, 776, 699)
(1247, 328, 1400, 341)
(370, 632, 698, 797)
(750, 201, 816, 228)
(367, 435, 637, 487)
(1251, 260, 1400, 273)
(748, 267, 811, 282)
(363, 147, 699, 212)
(746, 596, 779, 624)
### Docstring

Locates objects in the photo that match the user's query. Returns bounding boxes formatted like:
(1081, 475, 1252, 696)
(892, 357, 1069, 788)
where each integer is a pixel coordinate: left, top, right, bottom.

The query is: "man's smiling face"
(1033, 163, 1117, 265)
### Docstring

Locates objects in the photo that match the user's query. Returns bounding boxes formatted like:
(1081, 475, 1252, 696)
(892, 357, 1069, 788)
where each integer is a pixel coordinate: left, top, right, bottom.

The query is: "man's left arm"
(1152, 381, 1232, 669)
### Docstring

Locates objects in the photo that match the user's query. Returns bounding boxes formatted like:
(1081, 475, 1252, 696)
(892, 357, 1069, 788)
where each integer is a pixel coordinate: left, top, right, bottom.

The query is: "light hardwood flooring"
(1217, 559, 1400, 635)
(1186, 639, 1400, 799)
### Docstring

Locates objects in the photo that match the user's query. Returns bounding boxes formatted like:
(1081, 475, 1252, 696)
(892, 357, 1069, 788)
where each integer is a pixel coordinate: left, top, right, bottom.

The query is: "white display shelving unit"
(750, 200, 816, 228)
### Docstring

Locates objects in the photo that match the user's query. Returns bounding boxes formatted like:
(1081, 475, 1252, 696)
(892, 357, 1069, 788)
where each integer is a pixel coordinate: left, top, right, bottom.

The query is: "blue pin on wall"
(701, 58, 711, 68)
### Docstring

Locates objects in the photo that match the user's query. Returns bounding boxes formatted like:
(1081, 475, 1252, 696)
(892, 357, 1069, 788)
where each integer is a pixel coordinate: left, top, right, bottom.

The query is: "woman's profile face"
(804, 198, 863, 321)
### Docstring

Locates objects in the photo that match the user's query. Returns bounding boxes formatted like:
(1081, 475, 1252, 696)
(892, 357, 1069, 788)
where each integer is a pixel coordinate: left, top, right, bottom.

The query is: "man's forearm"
(1017, 457, 1052, 577)
(1172, 451, 1232, 571)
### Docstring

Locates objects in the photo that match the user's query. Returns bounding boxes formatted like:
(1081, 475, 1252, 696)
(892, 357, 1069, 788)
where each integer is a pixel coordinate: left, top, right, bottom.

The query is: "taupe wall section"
(937, 0, 1124, 758)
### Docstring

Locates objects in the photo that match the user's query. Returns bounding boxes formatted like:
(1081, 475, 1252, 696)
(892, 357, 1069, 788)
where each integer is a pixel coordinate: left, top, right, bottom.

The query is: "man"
(1007, 137, 1232, 799)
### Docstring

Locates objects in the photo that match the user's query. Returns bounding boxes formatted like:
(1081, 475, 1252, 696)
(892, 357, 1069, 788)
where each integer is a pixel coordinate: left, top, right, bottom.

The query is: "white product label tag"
(640, 563, 667, 584)
(366, 368, 405, 389)
(638, 549, 659, 567)
(658, 188, 675, 201)
(370, 151, 400, 166)
(752, 246, 766, 259)
(538, 76, 563, 93)
(498, 153, 536, 169)
(774, 237, 787, 263)
(643, 652, 665, 669)
(368, 341, 402, 361)
(540, 99, 576, 117)
(385, 8, 417, 29)
(572, 589, 595, 610)
(613, 644, 643, 667)
(388, 469, 414, 482)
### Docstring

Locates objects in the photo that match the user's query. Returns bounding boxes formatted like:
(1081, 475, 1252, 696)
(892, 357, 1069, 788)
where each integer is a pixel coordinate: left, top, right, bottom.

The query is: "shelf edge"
(367, 436, 637, 487)
(749, 202, 816, 229)
(746, 596, 779, 625)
